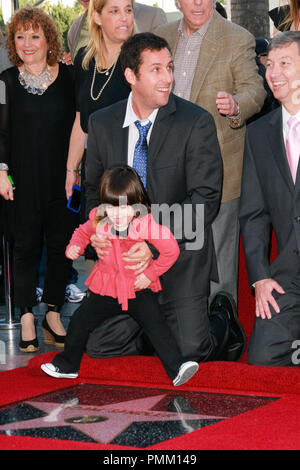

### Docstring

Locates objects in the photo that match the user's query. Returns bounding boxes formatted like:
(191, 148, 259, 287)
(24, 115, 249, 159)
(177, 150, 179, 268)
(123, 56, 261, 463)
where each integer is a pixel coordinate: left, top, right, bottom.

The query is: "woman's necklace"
(19, 64, 53, 95)
(98, 65, 112, 76)
(90, 56, 118, 102)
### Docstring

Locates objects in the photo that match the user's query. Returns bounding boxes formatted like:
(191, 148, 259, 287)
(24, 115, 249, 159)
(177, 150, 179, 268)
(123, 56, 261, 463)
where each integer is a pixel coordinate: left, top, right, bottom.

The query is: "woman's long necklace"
(90, 56, 118, 101)
(19, 64, 53, 95)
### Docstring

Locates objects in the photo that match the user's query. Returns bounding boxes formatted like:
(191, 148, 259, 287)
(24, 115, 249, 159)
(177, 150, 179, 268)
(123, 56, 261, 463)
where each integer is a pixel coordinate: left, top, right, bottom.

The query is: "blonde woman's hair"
(82, 0, 136, 72)
(278, 0, 300, 32)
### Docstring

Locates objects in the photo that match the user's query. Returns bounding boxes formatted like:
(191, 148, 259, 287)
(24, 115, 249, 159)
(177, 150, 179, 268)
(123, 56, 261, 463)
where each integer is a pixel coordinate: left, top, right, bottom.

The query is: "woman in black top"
(65, 0, 134, 214)
(0, 8, 78, 352)
(269, 1, 300, 33)
(74, 46, 130, 136)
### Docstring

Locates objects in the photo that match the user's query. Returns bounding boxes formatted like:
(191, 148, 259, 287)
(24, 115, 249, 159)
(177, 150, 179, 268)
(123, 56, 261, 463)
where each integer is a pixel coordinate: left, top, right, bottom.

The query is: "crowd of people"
(0, 0, 299, 385)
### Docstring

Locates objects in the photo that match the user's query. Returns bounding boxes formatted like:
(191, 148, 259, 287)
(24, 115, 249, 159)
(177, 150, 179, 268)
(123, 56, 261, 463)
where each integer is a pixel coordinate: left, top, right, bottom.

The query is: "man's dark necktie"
(133, 120, 152, 188)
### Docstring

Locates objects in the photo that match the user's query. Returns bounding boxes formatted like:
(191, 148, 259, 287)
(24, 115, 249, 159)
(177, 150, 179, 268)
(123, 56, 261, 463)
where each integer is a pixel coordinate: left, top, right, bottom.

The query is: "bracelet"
(0, 163, 9, 171)
(228, 103, 241, 128)
(66, 168, 80, 174)
(229, 103, 240, 119)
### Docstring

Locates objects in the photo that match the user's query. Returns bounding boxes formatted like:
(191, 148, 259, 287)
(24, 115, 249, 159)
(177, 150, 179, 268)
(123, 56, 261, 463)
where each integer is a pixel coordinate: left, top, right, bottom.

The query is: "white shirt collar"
(123, 92, 159, 128)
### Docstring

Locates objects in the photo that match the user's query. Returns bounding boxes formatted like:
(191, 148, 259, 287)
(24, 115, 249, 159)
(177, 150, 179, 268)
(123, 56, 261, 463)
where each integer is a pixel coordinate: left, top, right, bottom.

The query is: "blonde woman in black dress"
(65, 0, 134, 212)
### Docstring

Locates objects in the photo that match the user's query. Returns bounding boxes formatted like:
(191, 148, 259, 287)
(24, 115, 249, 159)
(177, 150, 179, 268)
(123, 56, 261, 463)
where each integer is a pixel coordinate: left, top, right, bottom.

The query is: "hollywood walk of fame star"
(0, 392, 225, 446)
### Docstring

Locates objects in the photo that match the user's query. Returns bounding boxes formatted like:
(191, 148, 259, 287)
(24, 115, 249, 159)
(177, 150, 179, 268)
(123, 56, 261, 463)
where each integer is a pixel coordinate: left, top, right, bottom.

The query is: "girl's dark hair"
(94, 165, 151, 225)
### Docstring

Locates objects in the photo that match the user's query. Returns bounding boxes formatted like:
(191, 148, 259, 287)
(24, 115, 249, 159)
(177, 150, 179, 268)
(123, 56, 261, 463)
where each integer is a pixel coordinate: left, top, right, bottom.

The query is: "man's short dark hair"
(268, 31, 300, 55)
(120, 32, 171, 76)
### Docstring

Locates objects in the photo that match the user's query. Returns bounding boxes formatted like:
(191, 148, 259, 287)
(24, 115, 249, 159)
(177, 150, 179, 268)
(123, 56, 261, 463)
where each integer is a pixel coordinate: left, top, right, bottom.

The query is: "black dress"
(0, 63, 78, 308)
(74, 48, 130, 232)
(74, 47, 130, 134)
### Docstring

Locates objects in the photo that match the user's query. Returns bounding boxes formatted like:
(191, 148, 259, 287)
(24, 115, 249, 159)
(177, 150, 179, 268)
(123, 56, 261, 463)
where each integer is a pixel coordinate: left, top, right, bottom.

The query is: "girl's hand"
(134, 272, 151, 290)
(67, 245, 81, 260)
(90, 233, 111, 259)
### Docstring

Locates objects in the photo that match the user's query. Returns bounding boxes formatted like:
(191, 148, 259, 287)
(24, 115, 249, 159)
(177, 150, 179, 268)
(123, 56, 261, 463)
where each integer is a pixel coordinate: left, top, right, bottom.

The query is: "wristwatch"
(228, 103, 241, 127)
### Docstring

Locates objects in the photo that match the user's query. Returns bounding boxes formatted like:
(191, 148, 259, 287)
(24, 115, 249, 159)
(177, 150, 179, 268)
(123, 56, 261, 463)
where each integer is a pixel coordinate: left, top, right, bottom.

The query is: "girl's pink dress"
(66, 208, 180, 310)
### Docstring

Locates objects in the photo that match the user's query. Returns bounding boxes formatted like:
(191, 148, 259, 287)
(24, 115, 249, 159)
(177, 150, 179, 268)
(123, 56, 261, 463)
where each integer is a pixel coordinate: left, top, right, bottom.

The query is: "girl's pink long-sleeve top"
(66, 208, 180, 310)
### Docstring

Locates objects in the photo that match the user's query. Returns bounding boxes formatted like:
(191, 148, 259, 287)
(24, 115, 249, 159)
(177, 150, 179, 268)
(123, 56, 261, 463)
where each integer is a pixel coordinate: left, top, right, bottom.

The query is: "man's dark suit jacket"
(85, 93, 223, 303)
(239, 106, 300, 289)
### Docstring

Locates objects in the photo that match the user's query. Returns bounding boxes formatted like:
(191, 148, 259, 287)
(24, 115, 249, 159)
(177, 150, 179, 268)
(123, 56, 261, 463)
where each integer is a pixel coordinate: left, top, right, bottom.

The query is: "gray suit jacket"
(85, 93, 223, 302)
(68, 3, 167, 60)
(239, 107, 300, 288)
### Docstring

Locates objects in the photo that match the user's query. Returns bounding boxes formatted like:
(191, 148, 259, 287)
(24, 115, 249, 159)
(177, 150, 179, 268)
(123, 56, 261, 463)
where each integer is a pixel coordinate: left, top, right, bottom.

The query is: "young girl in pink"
(41, 166, 198, 386)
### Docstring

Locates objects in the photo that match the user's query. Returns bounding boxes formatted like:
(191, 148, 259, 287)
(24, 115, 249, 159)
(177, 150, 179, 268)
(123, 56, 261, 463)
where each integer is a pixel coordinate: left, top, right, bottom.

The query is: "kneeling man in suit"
(85, 33, 246, 363)
(240, 31, 300, 366)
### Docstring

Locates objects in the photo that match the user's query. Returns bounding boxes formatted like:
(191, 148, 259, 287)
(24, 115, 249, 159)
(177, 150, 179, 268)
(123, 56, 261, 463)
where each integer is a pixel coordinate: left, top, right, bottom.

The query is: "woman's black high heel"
(19, 307, 39, 353)
(42, 305, 65, 348)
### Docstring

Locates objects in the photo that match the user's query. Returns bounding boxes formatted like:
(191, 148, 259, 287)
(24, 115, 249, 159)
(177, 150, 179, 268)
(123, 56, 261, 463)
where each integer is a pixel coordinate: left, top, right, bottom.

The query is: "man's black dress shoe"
(210, 291, 246, 362)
